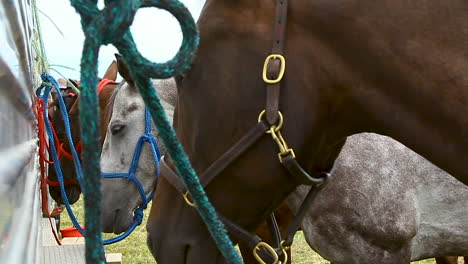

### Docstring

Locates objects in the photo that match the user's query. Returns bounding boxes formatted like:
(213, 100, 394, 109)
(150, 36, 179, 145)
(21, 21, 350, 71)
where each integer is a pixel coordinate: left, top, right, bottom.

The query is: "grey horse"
(287, 133, 468, 264)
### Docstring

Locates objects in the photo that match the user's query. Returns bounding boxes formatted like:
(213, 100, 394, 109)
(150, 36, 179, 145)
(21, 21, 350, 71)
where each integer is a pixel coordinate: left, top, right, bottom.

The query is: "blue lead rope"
(37, 74, 86, 236)
(37, 73, 161, 245)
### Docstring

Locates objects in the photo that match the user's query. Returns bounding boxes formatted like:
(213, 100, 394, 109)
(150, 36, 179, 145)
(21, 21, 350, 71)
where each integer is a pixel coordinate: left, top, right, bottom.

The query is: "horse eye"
(174, 74, 184, 86)
(110, 124, 126, 136)
(174, 63, 194, 85)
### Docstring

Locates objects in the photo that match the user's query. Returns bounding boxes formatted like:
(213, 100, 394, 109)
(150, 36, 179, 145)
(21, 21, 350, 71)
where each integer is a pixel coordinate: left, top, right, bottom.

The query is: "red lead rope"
(54, 79, 111, 160)
(36, 96, 63, 245)
(36, 79, 113, 244)
(45, 103, 79, 186)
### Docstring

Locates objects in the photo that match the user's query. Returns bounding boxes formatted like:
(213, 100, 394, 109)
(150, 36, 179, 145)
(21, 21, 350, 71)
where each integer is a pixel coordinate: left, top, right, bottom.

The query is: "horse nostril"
(113, 209, 120, 223)
(110, 124, 126, 135)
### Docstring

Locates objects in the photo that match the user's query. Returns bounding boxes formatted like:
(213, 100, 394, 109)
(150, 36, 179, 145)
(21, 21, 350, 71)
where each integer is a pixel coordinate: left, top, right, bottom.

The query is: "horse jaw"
(147, 177, 227, 264)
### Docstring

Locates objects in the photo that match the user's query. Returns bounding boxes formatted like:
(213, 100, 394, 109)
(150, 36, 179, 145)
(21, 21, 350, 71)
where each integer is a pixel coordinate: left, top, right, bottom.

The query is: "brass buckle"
(262, 54, 286, 84)
(183, 191, 196, 207)
(253, 242, 279, 264)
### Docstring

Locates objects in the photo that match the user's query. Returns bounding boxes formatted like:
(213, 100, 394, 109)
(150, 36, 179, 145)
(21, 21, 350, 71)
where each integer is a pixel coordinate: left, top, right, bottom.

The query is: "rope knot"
(77, 0, 139, 46)
(133, 208, 144, 225)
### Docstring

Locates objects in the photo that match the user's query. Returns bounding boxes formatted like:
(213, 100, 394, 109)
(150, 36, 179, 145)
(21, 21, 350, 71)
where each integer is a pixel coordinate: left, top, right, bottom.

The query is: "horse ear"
(68, 79, 81, 90)
(115, 54, 135, 86)
(102, 60, 118, 81)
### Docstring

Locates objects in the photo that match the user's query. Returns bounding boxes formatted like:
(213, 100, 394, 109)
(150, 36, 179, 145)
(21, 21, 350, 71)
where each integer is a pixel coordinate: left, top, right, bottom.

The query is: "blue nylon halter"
(37, 73, 161, 244)
(101, 109, 161, 244)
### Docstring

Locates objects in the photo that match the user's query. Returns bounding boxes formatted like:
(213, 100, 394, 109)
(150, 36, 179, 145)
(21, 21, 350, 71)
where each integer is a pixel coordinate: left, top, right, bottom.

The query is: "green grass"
(60, 198, 442, 263)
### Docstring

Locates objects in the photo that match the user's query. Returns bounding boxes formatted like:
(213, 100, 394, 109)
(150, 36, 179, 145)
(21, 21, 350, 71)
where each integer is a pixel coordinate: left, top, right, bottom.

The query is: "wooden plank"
(41, 245, 85, 264)
(61, 236, 85, 245)
(42, 245, 122, 264)
(42, 218, 60, 247)
(42, 213, 121, 263)
(61, 237, 80, 245)
(105, 253, 122, 264)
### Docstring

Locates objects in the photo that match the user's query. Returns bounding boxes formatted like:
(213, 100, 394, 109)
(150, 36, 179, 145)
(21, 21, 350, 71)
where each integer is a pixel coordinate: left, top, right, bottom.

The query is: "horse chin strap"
(160, 0, 330, 263)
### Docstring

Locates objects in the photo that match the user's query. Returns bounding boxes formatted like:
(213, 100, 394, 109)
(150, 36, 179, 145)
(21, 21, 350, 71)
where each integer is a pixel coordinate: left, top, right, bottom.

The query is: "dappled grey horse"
(99, 77, 467, 263)
(287, 133, 468, 263)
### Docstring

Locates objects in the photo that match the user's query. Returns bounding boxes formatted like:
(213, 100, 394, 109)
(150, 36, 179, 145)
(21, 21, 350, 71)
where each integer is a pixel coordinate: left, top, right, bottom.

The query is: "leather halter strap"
(160, 122, 269, 192)
(265, 0, 288, 125)
(161, 0, 329, 262)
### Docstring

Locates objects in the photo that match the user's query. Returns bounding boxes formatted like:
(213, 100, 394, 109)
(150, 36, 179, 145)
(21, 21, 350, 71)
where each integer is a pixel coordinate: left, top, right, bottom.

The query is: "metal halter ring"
(183, 191, 196, 207)
(262, 54, 286, 84)
(258, 110, 284, 132)
(279, 240, 289, 264)
(280, 240, 290, 251)
(253, 242, 279, 264)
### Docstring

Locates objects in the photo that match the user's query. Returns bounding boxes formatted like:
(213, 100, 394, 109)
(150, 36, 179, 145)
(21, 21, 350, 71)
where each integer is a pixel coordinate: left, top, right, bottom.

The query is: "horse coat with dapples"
(287, 133, 468, 263)
(141, 0, 467, 263)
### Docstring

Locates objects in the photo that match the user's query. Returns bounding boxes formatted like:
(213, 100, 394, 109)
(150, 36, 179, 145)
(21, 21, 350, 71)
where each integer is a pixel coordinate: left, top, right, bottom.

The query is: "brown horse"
(47, 61, 120, 205)
(145, 0, 468, 263)
(99, 56, 294, 263)
(47, 78, 83, 205)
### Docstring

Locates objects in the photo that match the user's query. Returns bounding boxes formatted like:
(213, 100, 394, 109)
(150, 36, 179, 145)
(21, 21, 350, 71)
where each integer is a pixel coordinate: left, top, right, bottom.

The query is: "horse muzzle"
(147, 234, 227, 264)
(101, 208, 133, 234)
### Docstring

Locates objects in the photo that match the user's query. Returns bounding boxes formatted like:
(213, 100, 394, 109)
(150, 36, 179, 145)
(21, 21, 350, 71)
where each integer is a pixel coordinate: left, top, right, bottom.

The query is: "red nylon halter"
(46, 79, 112, 181)
(51, 78, 112, 161)
(98, 78, 114, 94)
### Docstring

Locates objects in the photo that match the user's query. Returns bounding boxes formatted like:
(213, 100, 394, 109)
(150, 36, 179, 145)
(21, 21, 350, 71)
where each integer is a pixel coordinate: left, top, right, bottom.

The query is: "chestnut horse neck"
(161, 0, 330, 262)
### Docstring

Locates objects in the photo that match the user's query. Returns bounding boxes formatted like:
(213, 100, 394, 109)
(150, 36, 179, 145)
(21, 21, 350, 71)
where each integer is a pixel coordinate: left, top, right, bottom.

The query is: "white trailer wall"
(0, 0, 42, 263)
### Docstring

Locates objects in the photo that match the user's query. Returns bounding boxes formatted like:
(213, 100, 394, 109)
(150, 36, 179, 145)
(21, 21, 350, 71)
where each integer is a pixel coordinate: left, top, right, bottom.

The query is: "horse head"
(100, 54, 176, 234)
(47, 61, 120, 205)
(47, 78, 82, 205)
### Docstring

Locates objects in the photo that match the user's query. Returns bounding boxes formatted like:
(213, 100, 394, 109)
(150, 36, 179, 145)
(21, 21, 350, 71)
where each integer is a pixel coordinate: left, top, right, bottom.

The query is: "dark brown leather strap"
(161, 121, 269, 193)
(266, 213, 281, 248)
(160, 157, 185, 193)
(282, 175, 329, 248)
(199, 121, 269, 187)
(265, 0, 288, 125)
(220, 213, 283, 264)
(281, 154, 328, 185)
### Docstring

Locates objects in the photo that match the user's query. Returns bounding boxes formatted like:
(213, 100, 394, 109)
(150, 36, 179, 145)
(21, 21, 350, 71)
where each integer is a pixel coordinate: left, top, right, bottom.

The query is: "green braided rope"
(69, 0, 243, 263)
